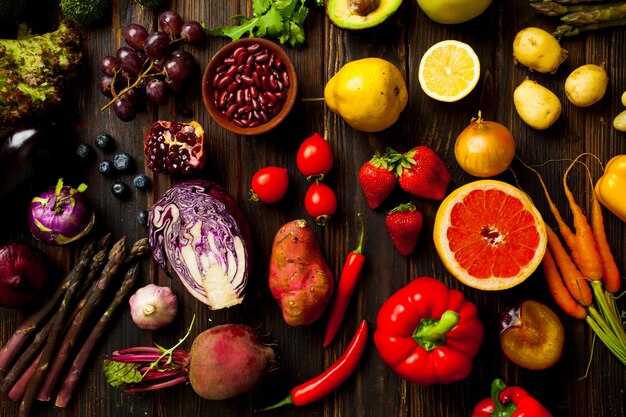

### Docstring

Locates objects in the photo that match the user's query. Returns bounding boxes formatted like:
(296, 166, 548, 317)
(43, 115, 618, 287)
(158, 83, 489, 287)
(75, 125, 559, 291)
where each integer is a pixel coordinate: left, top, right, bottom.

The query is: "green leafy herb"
(208, 0, 309, 48)
(103, 361, 143, 387)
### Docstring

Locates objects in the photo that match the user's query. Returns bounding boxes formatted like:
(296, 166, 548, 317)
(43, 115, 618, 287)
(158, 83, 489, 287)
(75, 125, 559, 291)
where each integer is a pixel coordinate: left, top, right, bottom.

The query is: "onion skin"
(27, 179, 95, 246)
(0, 242, 52, 308)
(454, 113, 516, 178)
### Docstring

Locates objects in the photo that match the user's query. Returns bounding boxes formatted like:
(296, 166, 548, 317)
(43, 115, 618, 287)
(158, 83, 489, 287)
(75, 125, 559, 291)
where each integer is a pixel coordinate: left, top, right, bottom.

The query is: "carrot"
(562, 156, 603, 281)
(546, 227, 593, 306)
(522, 160, 579, 264)
(542, 248, 588, 319)
(580, 158, 621, 293)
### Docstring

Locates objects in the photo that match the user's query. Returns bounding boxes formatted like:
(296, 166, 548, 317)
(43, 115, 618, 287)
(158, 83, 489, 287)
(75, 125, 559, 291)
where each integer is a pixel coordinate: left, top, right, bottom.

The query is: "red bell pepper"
(373, 277, 483, 385)
(472, 378, 553, 417)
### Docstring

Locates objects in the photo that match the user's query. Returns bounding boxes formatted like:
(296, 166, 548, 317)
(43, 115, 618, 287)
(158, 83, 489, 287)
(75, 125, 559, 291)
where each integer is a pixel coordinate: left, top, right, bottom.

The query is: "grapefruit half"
(433, 180, 547, 290)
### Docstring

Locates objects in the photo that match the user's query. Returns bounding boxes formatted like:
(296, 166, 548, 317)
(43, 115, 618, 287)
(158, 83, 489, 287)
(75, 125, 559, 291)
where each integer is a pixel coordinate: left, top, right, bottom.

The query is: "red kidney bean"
(265, 91, 277, 103)
(226, 65, 238, 77)
(236, 89, 243, 106)
(211, 43, 290, 128)
(219, 90, 228, 108)
(252, 71, 261, 87)
(217, 75, 233, 90)
(226, 104, 238, 120)
(227, 81, 238, 93)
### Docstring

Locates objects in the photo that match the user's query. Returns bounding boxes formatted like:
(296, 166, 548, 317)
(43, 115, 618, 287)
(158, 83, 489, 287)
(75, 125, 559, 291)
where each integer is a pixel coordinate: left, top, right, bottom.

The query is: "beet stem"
(124, 375, 188, 393)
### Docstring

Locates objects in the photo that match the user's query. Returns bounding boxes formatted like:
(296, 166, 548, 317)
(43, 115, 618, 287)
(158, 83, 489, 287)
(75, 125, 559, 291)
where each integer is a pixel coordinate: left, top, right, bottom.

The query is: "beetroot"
(102, 322, 275, 400)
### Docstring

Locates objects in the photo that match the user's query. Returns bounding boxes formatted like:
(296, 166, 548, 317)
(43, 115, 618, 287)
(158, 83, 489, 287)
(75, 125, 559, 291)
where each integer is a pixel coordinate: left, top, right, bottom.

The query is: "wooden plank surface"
(1, 0, 625, 416)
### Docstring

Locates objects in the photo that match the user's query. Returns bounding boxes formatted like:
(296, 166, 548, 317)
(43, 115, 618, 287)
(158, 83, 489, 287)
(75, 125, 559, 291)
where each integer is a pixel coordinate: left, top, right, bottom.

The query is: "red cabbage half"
(148, 180, 252, 310)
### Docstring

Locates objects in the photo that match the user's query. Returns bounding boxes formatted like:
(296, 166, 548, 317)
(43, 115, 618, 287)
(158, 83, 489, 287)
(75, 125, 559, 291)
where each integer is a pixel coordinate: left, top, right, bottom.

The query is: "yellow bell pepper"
(595, 155, 626, 223)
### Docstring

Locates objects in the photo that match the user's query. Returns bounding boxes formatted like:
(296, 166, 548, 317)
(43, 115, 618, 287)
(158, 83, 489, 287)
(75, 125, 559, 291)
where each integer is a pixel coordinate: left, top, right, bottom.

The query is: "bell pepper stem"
(412, 310, 459, 351)
(489, 378, 517, 417)
(259, 395, 295, 411)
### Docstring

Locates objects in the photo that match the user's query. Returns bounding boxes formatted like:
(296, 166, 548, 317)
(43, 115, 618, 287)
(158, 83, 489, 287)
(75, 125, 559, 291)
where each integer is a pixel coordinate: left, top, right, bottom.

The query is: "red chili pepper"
(373, 277, 484, 385)
(261, 320, 368, 410)
(472, 379, 553, 417)
(323, 214, 366, 347)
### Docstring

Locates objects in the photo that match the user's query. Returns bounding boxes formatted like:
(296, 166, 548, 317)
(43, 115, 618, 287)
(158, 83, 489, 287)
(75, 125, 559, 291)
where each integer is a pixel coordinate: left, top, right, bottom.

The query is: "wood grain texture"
(1, 0, 625, 416)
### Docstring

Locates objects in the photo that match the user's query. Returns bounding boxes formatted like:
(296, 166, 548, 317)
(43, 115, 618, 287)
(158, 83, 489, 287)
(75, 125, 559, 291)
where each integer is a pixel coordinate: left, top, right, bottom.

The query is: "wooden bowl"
(202, 38, 299, 136)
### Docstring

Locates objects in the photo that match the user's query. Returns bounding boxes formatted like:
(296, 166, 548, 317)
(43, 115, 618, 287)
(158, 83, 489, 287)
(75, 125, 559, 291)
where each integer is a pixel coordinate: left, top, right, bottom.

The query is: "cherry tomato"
(296, 132, 334, 177)
(305, 182, 337, 225)
(250, 167, 289, 204)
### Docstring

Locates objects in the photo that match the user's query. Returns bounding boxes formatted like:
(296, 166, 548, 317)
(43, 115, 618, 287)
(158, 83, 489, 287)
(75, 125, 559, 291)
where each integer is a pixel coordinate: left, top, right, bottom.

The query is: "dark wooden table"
(1, 0, 625, 416)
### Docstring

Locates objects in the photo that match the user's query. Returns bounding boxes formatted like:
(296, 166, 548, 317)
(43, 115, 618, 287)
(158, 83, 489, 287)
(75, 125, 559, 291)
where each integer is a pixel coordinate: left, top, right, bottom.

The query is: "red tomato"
(250, 167, 289, 204)
(305, 182, 337, 225)
(296, 132, 334, 177)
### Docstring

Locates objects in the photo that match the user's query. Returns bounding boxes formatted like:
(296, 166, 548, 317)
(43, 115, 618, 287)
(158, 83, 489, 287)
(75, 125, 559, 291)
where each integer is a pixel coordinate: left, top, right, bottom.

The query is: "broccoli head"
(61, 0, 110, 26)
(135, 0, 168, 8)
(0, 24, 81, 133)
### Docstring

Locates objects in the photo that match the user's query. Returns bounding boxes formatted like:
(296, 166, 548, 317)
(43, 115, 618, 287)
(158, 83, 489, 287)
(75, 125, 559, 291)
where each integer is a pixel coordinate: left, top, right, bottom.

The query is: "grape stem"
(101, 60, 161, 111)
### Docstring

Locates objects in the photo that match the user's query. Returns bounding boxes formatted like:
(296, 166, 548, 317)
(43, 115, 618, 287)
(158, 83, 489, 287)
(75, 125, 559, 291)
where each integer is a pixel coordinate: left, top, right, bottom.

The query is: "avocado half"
(326, 0, 403, 29)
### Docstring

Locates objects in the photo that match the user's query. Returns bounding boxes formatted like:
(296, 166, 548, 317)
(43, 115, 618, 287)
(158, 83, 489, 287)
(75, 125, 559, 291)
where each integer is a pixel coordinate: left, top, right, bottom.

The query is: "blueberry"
(98, 160, 115, 176)
(113, 152, 133, 172)
(111, 181, 130, 199)
(95, 132, 115, 152)
(76, 143, 94, 161)
(132, 174, 150, 190)
(137, 210, 149, 225)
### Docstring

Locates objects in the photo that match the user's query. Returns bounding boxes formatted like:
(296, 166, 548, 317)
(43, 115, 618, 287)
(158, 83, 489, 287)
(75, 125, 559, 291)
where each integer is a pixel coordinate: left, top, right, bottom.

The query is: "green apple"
(417, 0, 492, 24)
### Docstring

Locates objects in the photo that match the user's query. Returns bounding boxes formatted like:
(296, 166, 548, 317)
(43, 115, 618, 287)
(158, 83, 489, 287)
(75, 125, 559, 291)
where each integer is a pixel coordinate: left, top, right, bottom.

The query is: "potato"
(513, 27, 568, 74)
(513, 79, 561, 130)
(614, 110, 626, 132)
(268, 219, 334, 327)
(565, 64, 608, 107)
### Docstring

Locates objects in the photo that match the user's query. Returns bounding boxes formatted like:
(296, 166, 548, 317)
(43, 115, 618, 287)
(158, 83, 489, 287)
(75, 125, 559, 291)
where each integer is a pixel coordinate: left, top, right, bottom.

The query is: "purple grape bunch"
(99, 11, 204, 122)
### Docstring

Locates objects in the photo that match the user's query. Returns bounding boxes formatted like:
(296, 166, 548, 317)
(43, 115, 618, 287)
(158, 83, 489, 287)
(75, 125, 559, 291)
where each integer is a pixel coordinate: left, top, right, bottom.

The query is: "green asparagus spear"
(561, 2, 626, 24)
(531, 1, 618, 16)
(55, 264, 139, 408)
(553, 17, 626, 37)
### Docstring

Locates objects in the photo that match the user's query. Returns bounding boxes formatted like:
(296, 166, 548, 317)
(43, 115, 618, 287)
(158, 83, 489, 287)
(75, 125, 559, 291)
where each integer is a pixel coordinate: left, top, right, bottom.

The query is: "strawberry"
(358, 150, 399, 209)
(396, 146, 451, 200)
(385, 203, 423, 256)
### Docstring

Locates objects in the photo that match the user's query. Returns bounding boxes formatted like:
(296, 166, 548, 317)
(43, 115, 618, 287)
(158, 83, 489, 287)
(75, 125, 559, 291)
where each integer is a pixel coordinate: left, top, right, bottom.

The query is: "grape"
(117, 47, 144, 75)
(146, 79, 168, 106)
(144, 32, 170, 60)
(159, 11, 183, 36)
(99, 55, 120, 76)
(114, 99, 136, 122)
(180, 21, 204, 44)
(164, 50, 195, 81)
(99, 75, 115, 98)
(124, 24, 149, 51)
(165, 77, 185, 96)
(119, 87, 140, 105)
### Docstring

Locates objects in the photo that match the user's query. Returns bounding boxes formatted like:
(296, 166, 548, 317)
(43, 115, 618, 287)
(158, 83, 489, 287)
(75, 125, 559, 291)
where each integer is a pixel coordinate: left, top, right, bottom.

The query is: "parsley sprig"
(208, 0, 310, 48)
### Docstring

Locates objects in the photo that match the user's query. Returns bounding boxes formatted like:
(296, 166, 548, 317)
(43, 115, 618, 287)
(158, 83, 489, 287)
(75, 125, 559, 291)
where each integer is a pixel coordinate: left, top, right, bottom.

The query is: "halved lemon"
(433, 180, 547, 290)
(418, 40, 481, 102)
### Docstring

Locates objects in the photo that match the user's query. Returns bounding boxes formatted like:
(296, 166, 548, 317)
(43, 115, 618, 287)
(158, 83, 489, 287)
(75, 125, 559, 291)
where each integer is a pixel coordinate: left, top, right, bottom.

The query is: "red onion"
(0, 242, 52, 308)
(27, 178, 95, 245)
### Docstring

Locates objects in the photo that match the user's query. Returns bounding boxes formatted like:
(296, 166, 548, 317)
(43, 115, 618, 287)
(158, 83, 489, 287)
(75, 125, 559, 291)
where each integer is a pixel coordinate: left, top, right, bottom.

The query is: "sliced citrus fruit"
(433, 180, 547, 290)
(418, 40, 480, 102)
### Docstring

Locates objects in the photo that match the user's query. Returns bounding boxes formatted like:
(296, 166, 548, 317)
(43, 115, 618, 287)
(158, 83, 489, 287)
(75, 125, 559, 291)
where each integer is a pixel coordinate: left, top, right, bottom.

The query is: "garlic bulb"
(129, 284, 178, 330)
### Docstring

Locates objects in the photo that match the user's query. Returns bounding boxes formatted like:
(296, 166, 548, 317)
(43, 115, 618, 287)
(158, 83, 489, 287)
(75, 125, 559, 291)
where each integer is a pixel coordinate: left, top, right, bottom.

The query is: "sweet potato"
(269, 219, 334, 327)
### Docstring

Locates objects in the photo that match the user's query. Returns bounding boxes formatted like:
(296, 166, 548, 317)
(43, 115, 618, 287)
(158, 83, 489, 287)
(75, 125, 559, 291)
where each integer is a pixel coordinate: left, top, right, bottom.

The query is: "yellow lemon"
(324, 58, 408, 133)
(418, 40, 480, 102)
